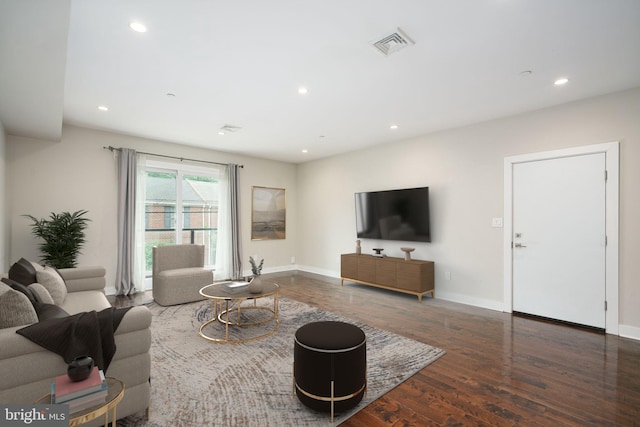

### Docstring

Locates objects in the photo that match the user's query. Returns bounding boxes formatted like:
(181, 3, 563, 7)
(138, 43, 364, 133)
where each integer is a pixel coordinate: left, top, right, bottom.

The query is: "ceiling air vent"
(220, 124, 242, 133)
(371, 28, 414, 56)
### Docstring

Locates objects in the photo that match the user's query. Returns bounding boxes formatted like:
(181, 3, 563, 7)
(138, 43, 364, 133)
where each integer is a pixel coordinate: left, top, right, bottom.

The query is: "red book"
(53, 367, 106, 403)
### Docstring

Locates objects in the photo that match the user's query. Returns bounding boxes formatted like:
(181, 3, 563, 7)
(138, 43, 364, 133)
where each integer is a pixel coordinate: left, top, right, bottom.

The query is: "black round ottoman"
(293, 321, 367, 421)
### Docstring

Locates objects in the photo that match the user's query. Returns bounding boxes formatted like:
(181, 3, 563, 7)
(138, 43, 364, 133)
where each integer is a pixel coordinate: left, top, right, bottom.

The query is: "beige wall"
(6, 125, 298, 292)
(296, 87, 640, 337)
(4, 88, 639, 338)
(0, 119, 6, 272)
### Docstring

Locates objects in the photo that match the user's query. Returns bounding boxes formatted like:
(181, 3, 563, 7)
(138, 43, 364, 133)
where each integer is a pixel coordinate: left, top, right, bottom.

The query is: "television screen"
(355, 187, 430, 242)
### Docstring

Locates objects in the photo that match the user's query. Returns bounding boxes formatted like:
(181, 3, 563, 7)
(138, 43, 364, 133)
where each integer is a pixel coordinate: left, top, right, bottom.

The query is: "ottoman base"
(293, 321, 367, 422)
(294, 380, 366, 422)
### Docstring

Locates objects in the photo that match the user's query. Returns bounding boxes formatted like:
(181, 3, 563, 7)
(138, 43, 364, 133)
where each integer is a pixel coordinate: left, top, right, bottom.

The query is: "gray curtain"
(116, 148, 137, 295)
(229, 164, 242, 279)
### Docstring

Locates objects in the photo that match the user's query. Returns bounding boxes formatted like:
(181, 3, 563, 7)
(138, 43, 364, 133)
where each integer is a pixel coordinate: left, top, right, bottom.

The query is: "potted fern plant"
(24, 210, 91, 268)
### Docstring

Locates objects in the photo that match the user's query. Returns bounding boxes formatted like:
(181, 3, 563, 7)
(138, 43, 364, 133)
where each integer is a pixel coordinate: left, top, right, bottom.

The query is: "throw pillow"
(1, 277, 40, 305)
(28, 283, 55, 305)
(0, 282, 10, 296)
(0, 288, 39, 328)
(34, 303, 69, 322)
(36, 267, 68, 306)
(29, 261, 45, 272)
(8, 257, 38, 286)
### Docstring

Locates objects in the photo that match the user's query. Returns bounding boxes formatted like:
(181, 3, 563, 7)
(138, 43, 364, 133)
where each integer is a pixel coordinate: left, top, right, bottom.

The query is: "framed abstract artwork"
(251, 186, 286, 240)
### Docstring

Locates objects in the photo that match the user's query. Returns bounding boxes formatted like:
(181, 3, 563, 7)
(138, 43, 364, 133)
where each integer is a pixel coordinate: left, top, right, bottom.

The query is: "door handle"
(514, 243, 527, 248)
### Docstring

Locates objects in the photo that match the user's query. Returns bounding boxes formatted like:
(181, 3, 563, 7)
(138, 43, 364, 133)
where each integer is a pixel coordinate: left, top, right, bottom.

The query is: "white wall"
(0, 119, 6, 272)
(5, 88, 640, 338)
(6, 125, 297, 293)
(296, 87, 640, 336)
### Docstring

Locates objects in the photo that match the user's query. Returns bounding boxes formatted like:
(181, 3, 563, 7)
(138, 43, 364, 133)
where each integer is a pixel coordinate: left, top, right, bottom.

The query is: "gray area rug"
(119, 297, 445, 426)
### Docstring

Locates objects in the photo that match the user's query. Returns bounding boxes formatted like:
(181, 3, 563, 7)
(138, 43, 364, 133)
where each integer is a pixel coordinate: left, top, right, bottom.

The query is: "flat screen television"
(355, 187, 431, 242)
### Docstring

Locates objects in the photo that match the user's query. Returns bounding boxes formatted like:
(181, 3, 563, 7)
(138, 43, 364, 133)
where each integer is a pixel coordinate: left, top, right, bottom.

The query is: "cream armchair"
(152, 244, 213, 306)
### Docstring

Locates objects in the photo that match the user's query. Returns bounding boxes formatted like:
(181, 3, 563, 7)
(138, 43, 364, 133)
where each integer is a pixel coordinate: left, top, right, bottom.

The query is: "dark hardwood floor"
(109, 272, 640, 426)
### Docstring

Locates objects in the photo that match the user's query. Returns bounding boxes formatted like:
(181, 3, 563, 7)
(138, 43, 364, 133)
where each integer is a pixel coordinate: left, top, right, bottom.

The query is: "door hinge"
(605, 235, 608, 246)
(604, 301, 608, 311)
(605, 170, 608, 181)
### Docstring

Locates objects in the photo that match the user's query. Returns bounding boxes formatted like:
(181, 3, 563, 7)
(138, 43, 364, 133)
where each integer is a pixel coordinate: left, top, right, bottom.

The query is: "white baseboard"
(296, 265, 340, 279)
(619, 324, 640, 341)
(261, 265, 297, 275)
(435, 290, 504, 312)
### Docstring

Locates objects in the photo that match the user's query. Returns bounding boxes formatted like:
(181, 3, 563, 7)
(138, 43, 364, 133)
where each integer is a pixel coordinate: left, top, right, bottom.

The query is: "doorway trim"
(503, 142, 619, 334)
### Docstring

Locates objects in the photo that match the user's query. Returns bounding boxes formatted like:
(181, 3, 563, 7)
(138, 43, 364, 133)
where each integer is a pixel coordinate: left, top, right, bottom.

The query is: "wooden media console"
(340, 253, 435, 302)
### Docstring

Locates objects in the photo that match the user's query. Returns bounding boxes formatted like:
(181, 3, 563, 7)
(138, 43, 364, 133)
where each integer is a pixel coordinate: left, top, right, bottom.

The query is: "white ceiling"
(1, 1, 640, 163)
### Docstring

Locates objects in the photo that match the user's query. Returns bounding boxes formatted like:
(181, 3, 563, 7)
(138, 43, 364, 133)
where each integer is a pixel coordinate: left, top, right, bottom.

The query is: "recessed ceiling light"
(298, 87, 308, 95)
(554, 77, 569, 86)
(97, 105, 109, 111)
(129, 22, 147, 33)
(519, 70, 533, 77)
(218, 131, 225, 136)
(301, 149, 308, 153)
(390, 124, 398, 130)
(166, 93, 176, 97)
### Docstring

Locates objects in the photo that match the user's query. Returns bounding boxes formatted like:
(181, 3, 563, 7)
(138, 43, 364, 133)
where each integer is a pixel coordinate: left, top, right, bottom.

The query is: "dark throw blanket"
(17, 307, 132, 373)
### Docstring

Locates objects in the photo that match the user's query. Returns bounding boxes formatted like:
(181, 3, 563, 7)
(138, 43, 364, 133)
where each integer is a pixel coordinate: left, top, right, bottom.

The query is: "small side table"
(36, 377, 125, 427)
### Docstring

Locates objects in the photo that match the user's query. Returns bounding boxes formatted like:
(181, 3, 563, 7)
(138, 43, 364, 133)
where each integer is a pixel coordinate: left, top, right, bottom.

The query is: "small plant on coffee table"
(249, 256, 264, 276)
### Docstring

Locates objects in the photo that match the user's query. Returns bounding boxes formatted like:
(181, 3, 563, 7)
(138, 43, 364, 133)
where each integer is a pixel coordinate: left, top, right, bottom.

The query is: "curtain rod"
(103, 146, 244, 168)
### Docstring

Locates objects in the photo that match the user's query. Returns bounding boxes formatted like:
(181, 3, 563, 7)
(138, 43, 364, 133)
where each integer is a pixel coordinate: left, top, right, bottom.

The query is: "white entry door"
(512, 153, 606, 328)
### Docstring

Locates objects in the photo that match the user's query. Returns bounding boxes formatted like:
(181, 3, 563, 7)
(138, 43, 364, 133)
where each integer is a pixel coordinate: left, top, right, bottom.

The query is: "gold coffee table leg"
(275, 293, 279, 317)
(225, 300, 230, 341)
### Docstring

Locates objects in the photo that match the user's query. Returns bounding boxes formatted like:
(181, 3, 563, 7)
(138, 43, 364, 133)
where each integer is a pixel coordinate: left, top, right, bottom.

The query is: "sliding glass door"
(143, 161, 222, 281)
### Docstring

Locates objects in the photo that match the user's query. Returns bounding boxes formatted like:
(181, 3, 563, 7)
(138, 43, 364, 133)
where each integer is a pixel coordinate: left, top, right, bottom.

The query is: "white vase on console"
(400, 247, 415, 261)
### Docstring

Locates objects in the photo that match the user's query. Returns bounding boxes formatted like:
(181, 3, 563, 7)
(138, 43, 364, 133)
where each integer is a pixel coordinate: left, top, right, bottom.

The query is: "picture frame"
(251, 186, 286, 240)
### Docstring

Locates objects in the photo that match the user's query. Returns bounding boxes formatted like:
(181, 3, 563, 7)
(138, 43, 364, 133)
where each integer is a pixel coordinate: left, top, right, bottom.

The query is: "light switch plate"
(492, 217, 503, 228)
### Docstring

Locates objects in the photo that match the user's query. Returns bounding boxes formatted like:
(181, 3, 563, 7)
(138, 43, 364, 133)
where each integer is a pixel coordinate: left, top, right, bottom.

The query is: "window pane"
(144, 171, 177, 272)
(181, 175, 219, 266)
(143, 169, 219, 275)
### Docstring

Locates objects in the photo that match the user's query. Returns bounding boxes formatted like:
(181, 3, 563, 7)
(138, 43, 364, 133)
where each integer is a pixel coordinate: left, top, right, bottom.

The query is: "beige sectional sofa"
(0, 264, 152, 425)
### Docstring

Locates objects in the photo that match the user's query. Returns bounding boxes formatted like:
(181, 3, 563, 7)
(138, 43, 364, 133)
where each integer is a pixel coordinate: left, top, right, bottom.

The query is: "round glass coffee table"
(199, 281, 280, 344)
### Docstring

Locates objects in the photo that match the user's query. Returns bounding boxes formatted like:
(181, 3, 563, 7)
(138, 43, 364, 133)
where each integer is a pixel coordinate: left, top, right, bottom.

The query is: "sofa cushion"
(60, 291, 110, 315)
(36, 267, 68, 305)
(28, 283, 55, 305)
(34, 303, 69, 322)
(27, 283, 54, 304)
(8, 258, 38, 286)
(0, 287, 38, 328)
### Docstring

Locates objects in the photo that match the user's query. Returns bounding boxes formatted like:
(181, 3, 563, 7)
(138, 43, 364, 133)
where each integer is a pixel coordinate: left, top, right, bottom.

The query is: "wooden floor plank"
(110, 271, 640, 426)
